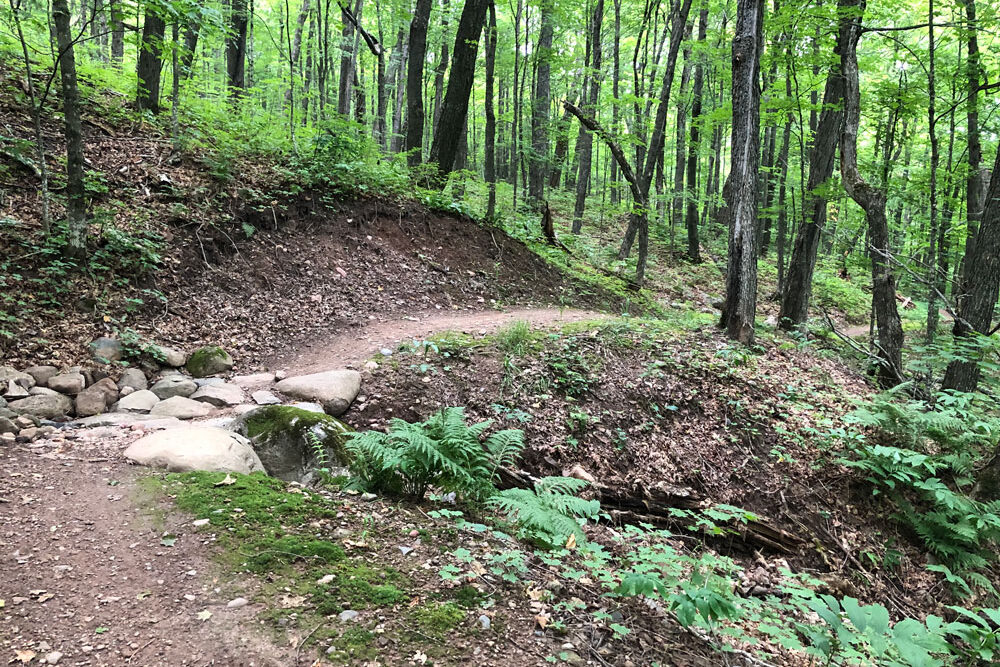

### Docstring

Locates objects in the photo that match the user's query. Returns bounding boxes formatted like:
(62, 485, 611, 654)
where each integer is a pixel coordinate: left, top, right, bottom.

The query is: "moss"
(325, 627, 377, 661)
(410, 602, 465, 638)
(245, 536, 345, 574)
(185, 345, 233, 377)
(310, 561, 407, 612)
(453, 585, 483, 609)
(241, 405, 353, 467)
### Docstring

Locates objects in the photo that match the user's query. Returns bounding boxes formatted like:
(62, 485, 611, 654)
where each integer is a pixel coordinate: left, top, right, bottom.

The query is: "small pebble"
(227, 597, 248, 609)
(339, 609, 360, 622)
(477, 614, 491, 630)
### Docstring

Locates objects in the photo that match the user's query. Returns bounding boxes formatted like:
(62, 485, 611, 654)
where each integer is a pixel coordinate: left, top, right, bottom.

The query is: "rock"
(150, 376, 198, 400)
(120, 386, 135, 397)
(274, 370, 361, 416)
(0, 408, 16, 419)
(29, 387, 60, 396)
(150, 396, 213, 419)
(0, 366, 35, 389)
(75, 378, 119, 417)
(0, 417, 17, 434)
(227, 597, 249, 609)
(290, 402, 325, 414)
(194, 377, 225, 387)
(477, 614, 491, 630)
(89, 337, 124, 363)
(338, 610, 360, 623)
(124, 426, 265, 474)
(186, 346, 234, 378)
(229, 405, 353, 481)
(4, 381, 29, 400)
(0, 432, 14, 445)
(117, 389, 160, 413)
(0, 396, 5, 409)
(48, 372, 86, 395)
(73, 413, 182, 429)
(14, 415, 35, 429)
(191, 384, 245, 407)
(25, 365, 58, 387)
(231, 373, 275, 388)
(118, 368, 148, 392)
(274, 370, 287, 381)
(16, 426, 39, 442)
(43, 651, 63, 665)
(151, 345, 188, 367)
(9, 393, 73, 420)
(251, 390, 281, 405)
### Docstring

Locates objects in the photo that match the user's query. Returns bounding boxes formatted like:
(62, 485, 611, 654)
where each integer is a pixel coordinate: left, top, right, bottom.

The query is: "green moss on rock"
(232, 405, 353, 481)
(186, 345, 233, 377)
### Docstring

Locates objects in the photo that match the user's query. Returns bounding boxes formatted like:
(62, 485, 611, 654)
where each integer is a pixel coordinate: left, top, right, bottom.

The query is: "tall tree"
(226, 0, 250, 94)
(52, 0, 88, 257)
(528, 0, 553, 204)
(571, 0, 604, 234)
(684, 7, 708, 263)
(721, 0, 764, 344)
(405, 0, 433, 167)
(484, 1, 498, 217)
(429, 0, 489, 178)
(136, 3, 166, 112)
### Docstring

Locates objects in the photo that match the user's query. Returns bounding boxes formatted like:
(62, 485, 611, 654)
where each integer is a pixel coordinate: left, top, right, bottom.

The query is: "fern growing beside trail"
(487, 476, 602, 547)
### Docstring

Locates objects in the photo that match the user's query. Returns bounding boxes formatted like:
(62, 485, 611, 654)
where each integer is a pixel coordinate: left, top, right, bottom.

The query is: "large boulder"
(186, 346, 234, 378)
(149, 396, 212, 419)
(48, 372, 86, 395)
(274, 370, 361, 416)
(75, 378, 120, 417)
(0, 367, 34, 389)
(9, 393, 73, 420)
(150, 345, 188, 368)
(190, 384, 245, 407)
(24, 365, 58, 387)
(118, 368, 148, 392)
(230, 405, 353, 482)
(89, 337, 124, 363)
(117, 389, 160, 413)
(124, 427, 265, 474)
(150, 376, 197, 400)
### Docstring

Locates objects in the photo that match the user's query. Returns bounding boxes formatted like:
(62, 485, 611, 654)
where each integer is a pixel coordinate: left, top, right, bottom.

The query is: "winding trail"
(272, 307, 609, 375)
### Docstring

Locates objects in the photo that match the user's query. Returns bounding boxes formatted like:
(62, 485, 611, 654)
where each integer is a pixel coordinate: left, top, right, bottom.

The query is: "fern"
(487, 476, 601, 547)
(347, 407, 524, 500)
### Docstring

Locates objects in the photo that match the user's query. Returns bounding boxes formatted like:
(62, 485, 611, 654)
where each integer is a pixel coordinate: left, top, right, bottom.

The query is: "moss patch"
(410, 602, 466, 639)
(185, 345, 233, 377)
(239, 405, 353, 469)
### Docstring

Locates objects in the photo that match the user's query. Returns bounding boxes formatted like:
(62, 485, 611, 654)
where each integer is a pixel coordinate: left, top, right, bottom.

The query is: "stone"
(186, 346, 234, 378)
(119, 386, 135, 397)
(191, 384, 245, 407)
(150, 396, 213, 419)
(4, 381, 29, 400)
(124, 427, 265, 474)
(73, 413, 182, 428)
(290, 402, 325, 414)
(44, 651, 63, 665)
(0, 366, 34, 389)
(227, 597, 249, 609)
(0, 396, 5, 409)
(9, 393, 73, 420)
(477, 614, 491, 630)
(274, 370, 287, 381)
(231, 373, 276, 388)
(89, 337, 124, 363)
(251, 390, 281, 405)
(194, 377, 226, 387)
(150, 376, 198, 400)
(338, 610, 360, 623)
(0, 417, 17, 434)
(16, 427, 39, 442)
(48, 372, 86, 395)
(25, 365, 58, 387)
(118, 368, 148, 392)
(29, 387, 59, 396)
(152, 345, 188, 368)
(229, 405, 353, 481)
(116, 389, 160, 413)
(14, 415, 35, 429)
(75, 378, 119, 418)
(274, 370, 362, 416)
(0, 432, 14, 445)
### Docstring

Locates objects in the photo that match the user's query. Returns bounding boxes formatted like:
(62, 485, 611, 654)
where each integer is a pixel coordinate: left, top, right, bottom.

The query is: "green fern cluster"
(346, 407, 524, 500)
(487, 476, 602, 547)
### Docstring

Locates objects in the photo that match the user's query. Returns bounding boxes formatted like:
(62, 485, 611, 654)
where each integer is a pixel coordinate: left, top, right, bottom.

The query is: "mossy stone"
(186, 346, 234, 378)
(231, 405, 353, 482)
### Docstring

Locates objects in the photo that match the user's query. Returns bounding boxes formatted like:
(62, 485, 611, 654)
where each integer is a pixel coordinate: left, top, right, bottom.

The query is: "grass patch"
(411, 601, 466, 639)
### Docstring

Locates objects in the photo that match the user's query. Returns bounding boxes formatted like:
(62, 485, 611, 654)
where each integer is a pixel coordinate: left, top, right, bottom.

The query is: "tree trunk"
(571, 0, 603, 235)
(684, 8, 707, 263)
(337, 0, 363, 117)
(226, 0, 249, 94)
(958, 0, 985, 300)
(672, 34, 693, 239)
(136, 3, 165, 112)
(53, 0, 88, 257)
(390, 32, 408, 152)
(431, 0, 451, 139)
(609, 0, 621, 206)
(925, 0, 940, 341)
(528, 1, 553, 205)
(720, 0, 763, 344)
(429, 0, 489, 178)
(484, 1, 498, 217)
(405, 0, 433, 166)
(778, 14, 848, 329)
(548, 104, 573, 189)
(840, 0, 903, 388)
(774, 76, 792, 294)
(109, 0, 124, 63)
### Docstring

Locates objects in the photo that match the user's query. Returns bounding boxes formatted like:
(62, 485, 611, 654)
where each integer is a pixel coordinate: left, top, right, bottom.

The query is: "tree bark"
(53, 0, 88, 257)
(431, 0, 451, 140)
(839, 0, 903, 388)
(226, 0, 250, 94)
(720, 0, 764, 344)
(337, 0, 364, 117)
(429, 0, 489, 179)
(925, 0, 940, 341)
(571, 0, 604, 234)
(528, 1, 553, 205)
(484, 1, 498, 217)
(958, 0, 985, 300)
(136, 3, 165, 112)
(684, 8, 707, 263)
(405, 0, 432, 166)
(109, 0, 124, 63)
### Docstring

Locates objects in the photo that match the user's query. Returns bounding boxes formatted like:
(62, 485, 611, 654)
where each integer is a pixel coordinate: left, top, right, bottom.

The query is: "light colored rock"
(89, 337, 123, 363)
(16, 427, 39, 442)
(194, 377, 225, 388)
(25, 365, 58, 387)
(274, 370, 361, 416)
(0, 366, 34, 389)
(231, 404, 259, 415)
(44, 650, 63, 664)
(151, 376, 198, 400)
(152, 345, 188, 367)
(186, 346, 234, 378)
(75, 378, 119, 417)
(251, 390, 281, 405)
(14, 415, 35, 429)
(191, 384, 245, 407)
(231, 373, 275, 388)
(29, 387, 59, 396)
(150, 396, 213, 419)
(117, 389, 160, 413)
(124, 427, 265, 474)
(48, 372, 86, 395)
(290, 402, 326, 414)
(0, 432, 14, 445)
(338, 610, 359, 622)
(120, 386, 135, 397)
(4, 381, 29, 400)
(74, 412, 182, 429)
(118, 368, 148, 392)
(9, 393, 73, 420)
(227, 597, 249, 609)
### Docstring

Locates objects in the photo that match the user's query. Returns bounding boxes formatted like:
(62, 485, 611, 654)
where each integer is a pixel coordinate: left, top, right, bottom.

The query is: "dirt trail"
(271, 307, 609, 375)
